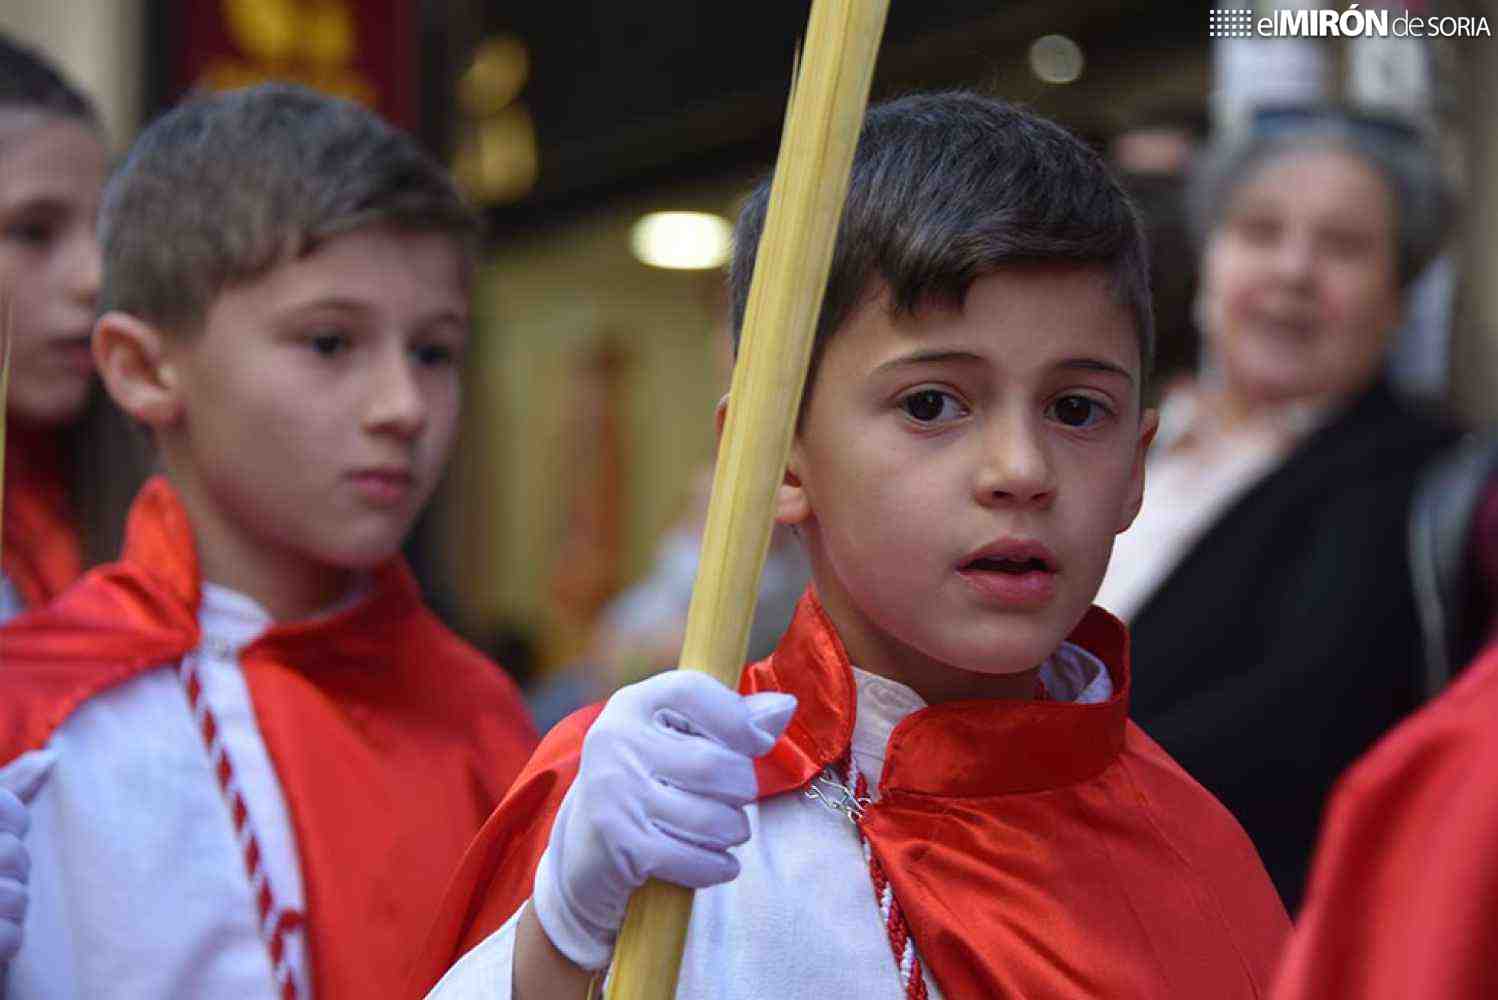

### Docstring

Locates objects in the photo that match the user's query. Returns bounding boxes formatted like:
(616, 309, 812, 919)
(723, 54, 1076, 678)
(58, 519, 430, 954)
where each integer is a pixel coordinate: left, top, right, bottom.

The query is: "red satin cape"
(0, 477, 539, 998)
(1273, 639, 1498, 1000)
(1, 423, 83, 609)
(411, 591, 1288, 998)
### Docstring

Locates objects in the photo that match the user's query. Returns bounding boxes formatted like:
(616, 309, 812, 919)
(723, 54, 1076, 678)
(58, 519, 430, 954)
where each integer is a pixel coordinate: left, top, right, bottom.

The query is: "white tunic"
(0, 584, 310, 999)
(426, 645, 1111, 998)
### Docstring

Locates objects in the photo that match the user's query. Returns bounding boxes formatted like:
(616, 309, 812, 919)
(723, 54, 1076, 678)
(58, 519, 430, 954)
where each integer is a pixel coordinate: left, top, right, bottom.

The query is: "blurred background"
(3, 0, 1495, 717)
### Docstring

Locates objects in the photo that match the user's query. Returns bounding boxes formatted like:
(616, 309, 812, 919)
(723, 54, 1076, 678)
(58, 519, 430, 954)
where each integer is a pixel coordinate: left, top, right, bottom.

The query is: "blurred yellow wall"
(443, 182, 746, 666)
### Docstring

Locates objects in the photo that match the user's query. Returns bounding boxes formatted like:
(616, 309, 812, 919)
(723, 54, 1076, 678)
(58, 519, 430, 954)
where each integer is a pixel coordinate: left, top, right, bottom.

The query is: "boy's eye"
(900, 389, 965, 424)
(412, 342, 460, 367)
(308, 332, 350, 356)
(1049, 395, 1108, 428)
(3, 218, 55, 247)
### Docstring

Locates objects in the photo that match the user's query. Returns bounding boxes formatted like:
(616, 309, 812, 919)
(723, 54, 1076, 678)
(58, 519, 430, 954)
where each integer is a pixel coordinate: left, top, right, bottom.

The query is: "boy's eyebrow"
(871, 350, 1135, 384)
(283, 296, 470, 325)
(871, 349, 985, 373)
(1056, 357, 1136, 383)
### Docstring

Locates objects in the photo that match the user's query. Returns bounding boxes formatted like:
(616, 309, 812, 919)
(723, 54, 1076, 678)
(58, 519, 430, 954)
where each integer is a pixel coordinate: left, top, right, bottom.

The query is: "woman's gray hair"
(1189, 106, 1452, 288)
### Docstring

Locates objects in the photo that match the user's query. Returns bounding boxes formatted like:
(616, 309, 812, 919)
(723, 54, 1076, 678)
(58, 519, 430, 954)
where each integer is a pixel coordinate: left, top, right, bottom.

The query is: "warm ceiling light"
(1029, 34, 1085, 85)
(630, 212, 733, 270)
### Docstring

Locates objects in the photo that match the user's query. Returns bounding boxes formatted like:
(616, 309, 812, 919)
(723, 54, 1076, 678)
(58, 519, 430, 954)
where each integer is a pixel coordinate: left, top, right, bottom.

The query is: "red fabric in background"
(412, 592, 1289, 999)
(0, 477, 539, 998)
(167, 0, 416, 130)
(1273, 638, 1498, 1000)
(2, 424, 82, 610)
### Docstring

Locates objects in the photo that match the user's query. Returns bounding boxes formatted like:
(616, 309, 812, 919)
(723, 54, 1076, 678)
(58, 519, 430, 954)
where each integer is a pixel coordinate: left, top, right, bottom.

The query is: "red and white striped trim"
(178, 653, 305, 1000)
(840, 755, 929, 1000)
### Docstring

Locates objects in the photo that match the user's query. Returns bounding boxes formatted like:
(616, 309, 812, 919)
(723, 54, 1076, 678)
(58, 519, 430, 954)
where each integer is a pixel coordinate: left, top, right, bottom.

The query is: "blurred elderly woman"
(1097, 108, 1460, 910)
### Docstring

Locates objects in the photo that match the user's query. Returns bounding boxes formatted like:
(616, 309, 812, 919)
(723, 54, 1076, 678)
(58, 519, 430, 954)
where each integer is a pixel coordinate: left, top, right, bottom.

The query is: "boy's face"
(779, 265, 1154, 694)
(162, 224, 468, 578)
(0, 112, 104, 425)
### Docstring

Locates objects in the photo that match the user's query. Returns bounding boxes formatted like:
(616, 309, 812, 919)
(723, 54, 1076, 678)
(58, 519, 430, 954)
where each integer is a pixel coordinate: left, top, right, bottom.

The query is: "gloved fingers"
(647, 740, 759, 806)
(644, 782, 752, 853)
(645, 836, 742, 890)
(0, 833, 27, 881)
(638, 671, 797, 758)
(0, 788, 25, 838)
(0, 877, 25, 922)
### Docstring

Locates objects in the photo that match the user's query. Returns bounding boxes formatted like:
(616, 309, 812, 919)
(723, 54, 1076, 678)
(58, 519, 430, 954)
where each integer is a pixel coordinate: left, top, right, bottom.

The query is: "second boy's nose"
(363, 348, 428, 441)
(972, 414, 1056, 509)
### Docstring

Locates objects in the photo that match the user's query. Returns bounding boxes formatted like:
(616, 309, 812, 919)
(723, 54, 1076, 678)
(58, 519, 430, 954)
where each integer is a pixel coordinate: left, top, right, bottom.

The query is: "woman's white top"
(1097, 388, 1327, 621)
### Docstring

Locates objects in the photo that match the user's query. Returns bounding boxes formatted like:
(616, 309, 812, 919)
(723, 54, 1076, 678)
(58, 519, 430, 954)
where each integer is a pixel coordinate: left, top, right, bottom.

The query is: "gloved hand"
(532, 670, 797, 970)
(0, 786, 29, 965)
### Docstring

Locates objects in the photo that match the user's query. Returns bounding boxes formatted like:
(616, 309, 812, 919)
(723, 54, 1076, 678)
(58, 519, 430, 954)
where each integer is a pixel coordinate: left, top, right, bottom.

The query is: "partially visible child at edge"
(0, 35, 116, 621)
(0, 84, 538, 998)
(414, 91, 1289, 1000)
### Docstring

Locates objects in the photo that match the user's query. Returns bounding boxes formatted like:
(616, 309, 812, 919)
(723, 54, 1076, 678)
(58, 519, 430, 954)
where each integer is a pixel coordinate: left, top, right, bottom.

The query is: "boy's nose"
(973, 417, 1056, 509)
(363, 352, 428, 440)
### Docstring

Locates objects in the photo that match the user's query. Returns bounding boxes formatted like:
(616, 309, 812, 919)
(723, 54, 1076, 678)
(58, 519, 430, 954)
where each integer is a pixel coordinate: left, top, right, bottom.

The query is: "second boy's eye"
(3, 218, 54, 248)
(1049, 395, 1109, 428)
(412, 342, 460, 367)
(900, 389, 965, 424)
(308, 332, 349, 357)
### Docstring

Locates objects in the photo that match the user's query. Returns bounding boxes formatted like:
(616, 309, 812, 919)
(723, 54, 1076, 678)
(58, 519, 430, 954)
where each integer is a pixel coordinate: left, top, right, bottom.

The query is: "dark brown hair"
(729, 91, 1155, 402)
(99, 83, 476, 333)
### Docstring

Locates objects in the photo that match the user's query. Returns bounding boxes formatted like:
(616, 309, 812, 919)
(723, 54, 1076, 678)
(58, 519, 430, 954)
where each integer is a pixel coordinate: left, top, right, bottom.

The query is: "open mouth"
(962, 556, 1052, 574)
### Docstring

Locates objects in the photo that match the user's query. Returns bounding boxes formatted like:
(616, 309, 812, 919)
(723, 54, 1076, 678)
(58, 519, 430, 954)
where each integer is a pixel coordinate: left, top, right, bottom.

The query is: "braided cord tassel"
(179, 654, 305, 999)
(843, 756, 929, 1000)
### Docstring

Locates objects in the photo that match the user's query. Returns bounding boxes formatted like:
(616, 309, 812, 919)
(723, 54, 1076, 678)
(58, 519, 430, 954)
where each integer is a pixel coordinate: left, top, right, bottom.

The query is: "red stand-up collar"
(746, 589, 1131, 799)
(0, 476, 423, 763)
(117, 476, 425, 660)
(117, 475, 203, 615)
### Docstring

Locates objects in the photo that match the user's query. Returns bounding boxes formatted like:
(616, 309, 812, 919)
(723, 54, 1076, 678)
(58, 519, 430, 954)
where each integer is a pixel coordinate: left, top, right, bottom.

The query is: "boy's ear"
(1117, 407, 1160, 533)
(776, 443, 812, 526)
(715, 393, 812, 526)
(92, 311, 183, 429)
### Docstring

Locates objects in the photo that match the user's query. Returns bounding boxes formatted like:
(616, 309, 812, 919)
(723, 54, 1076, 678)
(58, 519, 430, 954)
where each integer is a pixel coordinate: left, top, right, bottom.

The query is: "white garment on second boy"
(0, 583, 309, 999)
(426, 645, 1112, 999)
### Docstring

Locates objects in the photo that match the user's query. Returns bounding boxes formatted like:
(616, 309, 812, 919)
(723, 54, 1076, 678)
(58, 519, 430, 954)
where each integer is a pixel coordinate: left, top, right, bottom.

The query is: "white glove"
(532, 671, 797, 970)
(0, 786, 29, 965)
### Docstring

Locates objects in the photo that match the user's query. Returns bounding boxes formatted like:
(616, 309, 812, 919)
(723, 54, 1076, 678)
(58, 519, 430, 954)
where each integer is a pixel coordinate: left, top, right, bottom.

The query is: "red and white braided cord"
(179, 654, 304, 1000)
(842, 756, 929, 1000)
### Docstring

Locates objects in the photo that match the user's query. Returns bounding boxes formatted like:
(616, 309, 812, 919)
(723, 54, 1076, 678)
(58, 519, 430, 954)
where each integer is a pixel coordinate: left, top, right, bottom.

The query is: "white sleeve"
(424, 902, 524, 999)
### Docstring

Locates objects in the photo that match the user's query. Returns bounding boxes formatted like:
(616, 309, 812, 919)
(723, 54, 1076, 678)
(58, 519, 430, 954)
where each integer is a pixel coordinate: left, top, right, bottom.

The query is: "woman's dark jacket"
(1128, 378, 1459, 911)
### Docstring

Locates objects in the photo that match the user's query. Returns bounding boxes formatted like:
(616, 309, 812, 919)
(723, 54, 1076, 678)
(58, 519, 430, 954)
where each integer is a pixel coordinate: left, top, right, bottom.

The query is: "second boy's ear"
(714, 394, 812, 526)
(92, 312, 183, 428)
